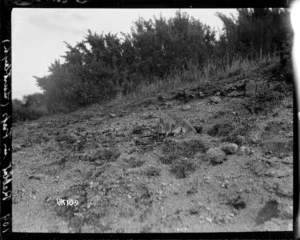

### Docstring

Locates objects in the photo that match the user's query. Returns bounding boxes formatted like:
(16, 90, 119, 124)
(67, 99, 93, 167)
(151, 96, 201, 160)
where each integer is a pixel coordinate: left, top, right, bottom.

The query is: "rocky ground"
(12, 61, 294, 233)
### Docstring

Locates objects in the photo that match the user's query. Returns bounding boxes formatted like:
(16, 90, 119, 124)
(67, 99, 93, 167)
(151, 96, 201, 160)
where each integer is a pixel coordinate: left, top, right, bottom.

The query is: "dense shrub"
(12, 94, 48, 123)
(33, 9, 292, 113)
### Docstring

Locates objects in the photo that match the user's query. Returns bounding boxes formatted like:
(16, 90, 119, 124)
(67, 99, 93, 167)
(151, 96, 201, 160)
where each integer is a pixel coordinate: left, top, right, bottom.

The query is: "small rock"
(181, 105, 192, 111)
(285, 132, 293, 138)
(263, 180, 277, 193)
(116, 132, 125, 137)
(142, 113, 154, 119)
(28, 174, 44, 180)
(214, 215, 225, 225)
(285, 102, 292, 108)
(238, 146, 252, 155)
(227, 91, 244, 97)
(236, 135, 246, 145)
(45, 196, 54, 203)
(203, 176, 210, 183)
(95, 160, 103, 165)
(13, 144, 22, 153)
(222, 143, 238, 154)
(282, 156, 293, 164)
(189, 207, 200, 215)
(278, 200, 293, 219)
(205, 147, 227, 165)
(198, 91, 204, 97)
(251, 136, 262, 144)
(262, 220, 280, 231)
(128, 148, 137, 154)
(125, 168, 140, 175)
(166, 102, 173, 108)
(109, 113, 117, 118)
(210, 96, 221, 104)
(224, 213, 235, 224)
(277, 177, 293, 197)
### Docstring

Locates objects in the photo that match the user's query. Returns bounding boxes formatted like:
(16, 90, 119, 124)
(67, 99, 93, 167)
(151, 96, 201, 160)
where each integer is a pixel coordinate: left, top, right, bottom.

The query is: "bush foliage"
(28, 9, 293, 114)
(12, 93, 48, 123)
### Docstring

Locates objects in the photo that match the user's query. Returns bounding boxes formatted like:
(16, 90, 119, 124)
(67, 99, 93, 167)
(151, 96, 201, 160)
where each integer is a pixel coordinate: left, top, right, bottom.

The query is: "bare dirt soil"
(12, 63, 293, 233)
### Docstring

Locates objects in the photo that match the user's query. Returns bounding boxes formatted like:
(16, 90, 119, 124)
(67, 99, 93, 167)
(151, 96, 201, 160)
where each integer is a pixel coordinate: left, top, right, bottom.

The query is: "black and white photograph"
(8, 4, 295, 234)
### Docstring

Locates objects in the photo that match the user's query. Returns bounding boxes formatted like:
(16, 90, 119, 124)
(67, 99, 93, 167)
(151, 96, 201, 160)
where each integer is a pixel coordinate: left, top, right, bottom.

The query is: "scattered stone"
(203, 176, 211, 183)
(238, 146, 253, 155)
(128, 147, 137, 154)
(13, 144, 22, 153)
(187, 184, 198, 195)
(263, 218, 293, 231)
(276, 177, 293, 197)
(143, 112, 155, 119)
(132, 126, 144, 135)
(116, 132, 125, 137)
(224, 213, 235, 224)
(45, 195, 55, 203)
(214, 214, 226, 225)
(207, 123, 235, 137)
(282, 156, 293, 164)
(162, 102, 173, 108)
(205, 147, 227, 165)
(249, 159, 269, 176)
(127, 158, 145, 168)
(222, 143, 238, 155)
(236, 135, 246, 145)
(227, 91, 244, 97)
(28, 174, 44, 180)
(144, 166, 161, 177)
(189, 207, 200, 215)
(28, 122, 39, 129)
(181, 105, 192, 111)
(278, 200, 293, 219)
(286, 103, 292, 108)
(262, 220, 280, 231)
(221, 180, 229, 189)
(282, 100, 293, 108)
(109, 113, 117, 118)
(125, 168, 140, 175)
(210, 96, 221, 104)
(251, 136, 262, 144)
(263, 179, 277, 193)
(285, 132, 293, 138)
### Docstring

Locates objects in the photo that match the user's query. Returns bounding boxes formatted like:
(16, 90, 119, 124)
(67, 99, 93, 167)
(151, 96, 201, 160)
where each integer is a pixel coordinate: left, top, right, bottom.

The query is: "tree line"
(13, 8, 292, 122)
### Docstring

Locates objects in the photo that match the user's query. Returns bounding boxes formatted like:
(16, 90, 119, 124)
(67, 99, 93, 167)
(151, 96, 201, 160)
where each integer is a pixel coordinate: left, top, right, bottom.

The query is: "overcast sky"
(12, 8, 237, 100)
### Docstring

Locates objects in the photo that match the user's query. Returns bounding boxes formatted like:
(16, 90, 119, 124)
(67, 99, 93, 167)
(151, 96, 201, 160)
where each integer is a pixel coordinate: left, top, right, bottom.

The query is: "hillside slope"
(12, 60, 293, 233)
